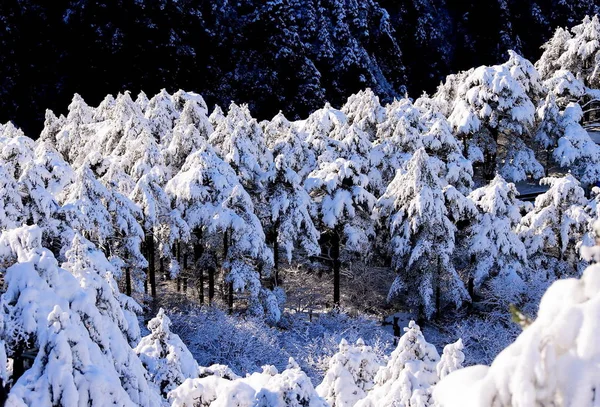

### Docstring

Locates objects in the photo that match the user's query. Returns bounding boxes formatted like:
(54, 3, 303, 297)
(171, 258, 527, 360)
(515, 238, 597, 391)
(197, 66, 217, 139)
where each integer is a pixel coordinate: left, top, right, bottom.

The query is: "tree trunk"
(146, 232, 156, 298)
(435, 284, 441, 320)
(183, 250, 188, 293)
(160, 255, 167, 281)
(176, 240, 181, 292)
(125, 267, 132, 296)
(273, 227, 280, 286)
(223, 229, 232, 313)
(228, 281, 234, 314)
(12, 349, 25, 384)
(208, 267, 215, 304)
(331, 230, 341, 307)
(198, 270, 204, 303)
(194, 228, 204, 303)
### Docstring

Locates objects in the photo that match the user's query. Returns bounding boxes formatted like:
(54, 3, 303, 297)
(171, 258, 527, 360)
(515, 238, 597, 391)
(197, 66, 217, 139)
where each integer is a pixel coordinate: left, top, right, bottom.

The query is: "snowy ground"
(145, 267, 523, 383)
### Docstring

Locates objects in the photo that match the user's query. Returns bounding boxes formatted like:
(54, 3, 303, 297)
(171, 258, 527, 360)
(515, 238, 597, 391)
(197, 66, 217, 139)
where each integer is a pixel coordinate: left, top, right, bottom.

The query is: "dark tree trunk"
(223, 229, 229, 259)
(198, 270, 204, 303)
(125, 267, 132, 296)
(194, 228, 204, 303)
(468, 277, 474, 300)
(160, 255, 167, 281)
(435, 284, 441, 320)
(146, 232, 156, 298)
(228, 281, 234, 314)
(273, 227, 280, 286)
(223, 229, 232, 313)
(183, 249, 188, 293)
(331, 230, 341, 307)
(176, 240, 181, 291)
(12, 349, 25, 384)
(208, 266, 215, 303)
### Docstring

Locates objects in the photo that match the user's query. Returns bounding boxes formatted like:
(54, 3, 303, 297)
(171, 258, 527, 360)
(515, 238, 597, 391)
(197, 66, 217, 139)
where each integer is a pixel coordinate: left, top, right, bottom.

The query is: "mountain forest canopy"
(1, 0, 599, 136)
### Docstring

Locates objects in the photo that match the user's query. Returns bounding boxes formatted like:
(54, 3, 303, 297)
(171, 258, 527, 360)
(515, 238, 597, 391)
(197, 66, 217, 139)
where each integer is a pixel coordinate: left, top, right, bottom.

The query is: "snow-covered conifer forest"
(2, 12, 600, 407)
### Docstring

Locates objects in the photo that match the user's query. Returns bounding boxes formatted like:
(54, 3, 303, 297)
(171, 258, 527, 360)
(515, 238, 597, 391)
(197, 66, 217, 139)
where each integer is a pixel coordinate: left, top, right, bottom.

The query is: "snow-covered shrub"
(168, 358, 327, 407)
(135, 308, 199, 397)
(316, 338, 380, 406)
(356, 321, 440, 407)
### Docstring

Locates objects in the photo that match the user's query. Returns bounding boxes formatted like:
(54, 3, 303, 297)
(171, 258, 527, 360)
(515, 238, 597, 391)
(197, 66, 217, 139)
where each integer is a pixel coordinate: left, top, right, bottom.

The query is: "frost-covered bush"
(168, 358, 327, 407)
(134, 308, 199, 397)
(168, 305, 291, 376)
(316, 338, 380, 406)
(356, 321, 440, 407)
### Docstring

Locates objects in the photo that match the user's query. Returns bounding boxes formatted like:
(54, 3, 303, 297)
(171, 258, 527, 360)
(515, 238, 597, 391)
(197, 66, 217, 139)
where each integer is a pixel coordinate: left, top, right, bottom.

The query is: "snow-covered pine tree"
(263, 111, 317, 180)
(466, 175, 528, 303)
(416, 96, 474, 194)
(375, 148, 471, 318)
(145, 89, 180, 146)
(540, 15, 600, 89)
(208, 104, 226, 130)
(17, 155, 60, 228)
(62, 165, 147, 294)
(166, 99, 213, 174)
(55, 93, 95, 163)
(130, 172, 189, 296)
(39, 109, 66, 146)
(341, 88, 385, 141)
(96, 91, 146, 159)
(0, 226, 162, 406)
(316, 338, 380, 407)
(263, 153, 320, 282)
(551, 103, 600, 185)
(370, 98, 424, 195)
(305, 123, 376, 307)
(301, 102, 348, 161)
(93, 93, 116, 122)
(253, 358, 329, 407)
(0, 123, 35, 180)
(436, 339, 465, 380)
(114, 114, 165, 182)
(542, 70, 586, 109)
(535, 26, 572, 83)
(166, 140, 275, 317)
(518, 175, 590, 278)
(61, 233, 142, 347)
(7, 304, 135, 407)
(0, 165, 24, 230)
(171, 89, 209, 114)
(135, 91, 150, 113)
(107, 188, 148, 296)
(134, 308, 199, 397)
(61, 165, 114, 248)
(209, 102, 273, 195)
(32, 141, 75, 200)
(355, 321, 440, 407)
(443, 52, 544, 181)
